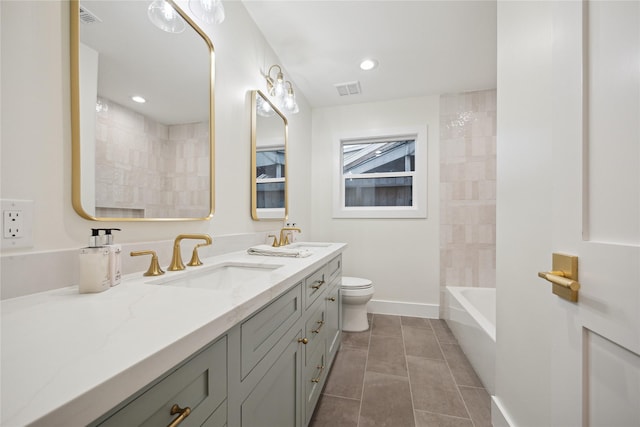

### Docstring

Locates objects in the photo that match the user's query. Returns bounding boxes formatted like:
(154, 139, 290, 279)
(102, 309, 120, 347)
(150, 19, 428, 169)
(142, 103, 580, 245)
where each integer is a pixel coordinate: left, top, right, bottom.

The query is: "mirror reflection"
(71, 0, 214, 220)
(251, 91, 288, 220)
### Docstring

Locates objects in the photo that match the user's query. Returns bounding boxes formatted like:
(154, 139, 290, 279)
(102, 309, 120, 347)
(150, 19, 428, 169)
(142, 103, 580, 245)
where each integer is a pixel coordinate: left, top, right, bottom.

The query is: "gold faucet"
(168, 234, 212, 271)
(271, 226, 301, 247)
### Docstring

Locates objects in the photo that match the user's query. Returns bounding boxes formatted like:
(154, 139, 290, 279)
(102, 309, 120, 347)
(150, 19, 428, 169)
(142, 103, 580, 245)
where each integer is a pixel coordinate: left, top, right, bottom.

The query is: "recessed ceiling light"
(360, 59, 378, 71)
(131, 95, 146, 104)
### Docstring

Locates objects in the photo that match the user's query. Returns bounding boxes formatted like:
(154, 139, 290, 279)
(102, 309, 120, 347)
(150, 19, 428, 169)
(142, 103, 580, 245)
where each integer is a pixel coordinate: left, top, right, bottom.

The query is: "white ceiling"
(242, 0, 497, 108)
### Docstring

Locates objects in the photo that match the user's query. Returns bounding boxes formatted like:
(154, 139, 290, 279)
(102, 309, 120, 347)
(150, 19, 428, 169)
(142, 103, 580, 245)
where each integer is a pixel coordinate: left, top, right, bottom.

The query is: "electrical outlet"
(1, 199, 34, 249)
(3, 210, 24, 238)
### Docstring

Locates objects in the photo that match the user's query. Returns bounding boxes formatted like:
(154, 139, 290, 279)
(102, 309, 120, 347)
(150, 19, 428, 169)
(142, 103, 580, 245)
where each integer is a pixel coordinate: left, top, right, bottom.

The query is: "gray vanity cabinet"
(92, 335, 227, 427)
(91, 254, 342, 427)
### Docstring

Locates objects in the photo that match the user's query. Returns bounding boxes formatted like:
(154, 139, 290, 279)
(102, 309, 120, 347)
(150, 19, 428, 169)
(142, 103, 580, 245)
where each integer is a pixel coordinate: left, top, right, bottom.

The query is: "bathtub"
(445, 286, 496, 395)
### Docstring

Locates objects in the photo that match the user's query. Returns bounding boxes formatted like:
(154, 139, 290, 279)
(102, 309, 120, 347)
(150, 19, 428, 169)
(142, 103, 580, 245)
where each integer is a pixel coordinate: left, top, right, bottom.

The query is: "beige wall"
(310, 97, 440, 314)
(0, 1, 313, 254)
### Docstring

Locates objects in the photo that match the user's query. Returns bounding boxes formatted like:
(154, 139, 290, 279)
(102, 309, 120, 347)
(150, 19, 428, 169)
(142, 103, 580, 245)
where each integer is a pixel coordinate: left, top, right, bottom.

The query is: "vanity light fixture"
(189, 0, 225, 24)
(265, 64, 299, 115)
(147, 0, 186, 34)
(131, 95, 147, 104)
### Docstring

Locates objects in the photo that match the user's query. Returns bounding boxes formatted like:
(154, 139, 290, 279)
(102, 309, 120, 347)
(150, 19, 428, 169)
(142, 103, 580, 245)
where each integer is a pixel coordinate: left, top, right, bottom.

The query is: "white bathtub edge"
(445, 286, 496, 395)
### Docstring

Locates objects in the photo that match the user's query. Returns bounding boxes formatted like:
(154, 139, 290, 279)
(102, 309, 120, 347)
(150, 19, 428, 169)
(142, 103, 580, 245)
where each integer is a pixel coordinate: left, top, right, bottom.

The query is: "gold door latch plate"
(538, 253, 580, 302)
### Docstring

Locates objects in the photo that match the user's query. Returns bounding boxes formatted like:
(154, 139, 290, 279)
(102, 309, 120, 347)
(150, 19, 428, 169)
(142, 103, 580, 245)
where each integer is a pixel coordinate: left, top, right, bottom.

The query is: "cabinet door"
(303, 342, 326, 426)
(325, 282, 341, 366)
(241, 328, 303, 427)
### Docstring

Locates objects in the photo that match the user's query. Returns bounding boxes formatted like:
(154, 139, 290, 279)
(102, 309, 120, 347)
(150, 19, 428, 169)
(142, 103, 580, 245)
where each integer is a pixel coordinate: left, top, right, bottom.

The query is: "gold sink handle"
(130, 250, 165, 277)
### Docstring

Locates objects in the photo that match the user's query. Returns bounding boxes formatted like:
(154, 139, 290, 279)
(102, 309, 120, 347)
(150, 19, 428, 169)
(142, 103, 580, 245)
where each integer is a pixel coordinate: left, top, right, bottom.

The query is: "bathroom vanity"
(1, 243, 345, 427)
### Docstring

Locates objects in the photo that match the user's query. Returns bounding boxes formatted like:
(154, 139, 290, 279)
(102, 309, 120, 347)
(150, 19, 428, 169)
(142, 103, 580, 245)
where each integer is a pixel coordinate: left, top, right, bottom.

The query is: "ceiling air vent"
(334, 81, 361, 97)
(79, 5, 102, 24)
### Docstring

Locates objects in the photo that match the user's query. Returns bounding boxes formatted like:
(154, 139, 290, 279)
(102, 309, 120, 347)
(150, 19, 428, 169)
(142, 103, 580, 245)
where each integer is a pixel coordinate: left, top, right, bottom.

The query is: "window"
(333, 128, 427, 218)
(256, 149, 285, 210)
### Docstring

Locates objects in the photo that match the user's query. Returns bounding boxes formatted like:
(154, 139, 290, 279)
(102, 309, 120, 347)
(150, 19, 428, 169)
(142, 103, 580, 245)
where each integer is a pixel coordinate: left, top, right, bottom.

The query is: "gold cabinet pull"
(327, 297, 336, 302)
(311, 280, 325, 290)
(538, 253, 580, 302)
(167, 404, 191, 427)
(298, 337, 309, 345)
(311, 365, 325, 383)
(312, 320, 325, 334)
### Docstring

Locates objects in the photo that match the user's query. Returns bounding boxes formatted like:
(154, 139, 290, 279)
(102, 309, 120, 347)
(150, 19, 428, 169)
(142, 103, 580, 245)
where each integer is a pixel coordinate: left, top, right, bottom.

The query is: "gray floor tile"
(359, 371, 415, 427)
(341, 330, 371, 349)
(459, 386, 492, 427)
(401, 316, 430, 329)
(371, 314, 402, 336)
(407, 355, 469, 419)
(309, 395, 360, 427)
(324, 346, 367, 399)
(429, 319, 457, 344)
(402, 325, 444, 360)
(440, 344, 483, 388)
(316, 314, 490, 427)
(414, 411, 473, 427)
(366, 334, 407, 377)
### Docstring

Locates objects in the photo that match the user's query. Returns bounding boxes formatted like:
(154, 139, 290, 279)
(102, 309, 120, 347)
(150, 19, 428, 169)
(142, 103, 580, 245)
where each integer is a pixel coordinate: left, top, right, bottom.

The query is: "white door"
(550, 1, 640, 426)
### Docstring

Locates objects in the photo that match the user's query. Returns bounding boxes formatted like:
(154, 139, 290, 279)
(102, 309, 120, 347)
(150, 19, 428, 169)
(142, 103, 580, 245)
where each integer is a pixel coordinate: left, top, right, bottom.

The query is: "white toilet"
(341, 276, 375, 332)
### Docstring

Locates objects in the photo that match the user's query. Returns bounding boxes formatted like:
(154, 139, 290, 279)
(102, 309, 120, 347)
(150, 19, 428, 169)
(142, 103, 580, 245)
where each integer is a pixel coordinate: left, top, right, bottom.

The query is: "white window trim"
(332, 126, 428, 219)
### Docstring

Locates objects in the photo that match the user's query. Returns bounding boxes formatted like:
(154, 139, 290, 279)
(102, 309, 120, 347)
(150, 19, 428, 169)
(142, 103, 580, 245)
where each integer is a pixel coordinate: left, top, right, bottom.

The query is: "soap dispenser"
(103, 228, 122, 287)
(78, 229, 110, 294)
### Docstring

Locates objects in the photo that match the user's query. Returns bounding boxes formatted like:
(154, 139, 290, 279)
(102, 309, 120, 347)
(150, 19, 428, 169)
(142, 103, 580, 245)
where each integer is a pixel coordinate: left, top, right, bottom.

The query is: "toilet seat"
(341, 276, 372, 290)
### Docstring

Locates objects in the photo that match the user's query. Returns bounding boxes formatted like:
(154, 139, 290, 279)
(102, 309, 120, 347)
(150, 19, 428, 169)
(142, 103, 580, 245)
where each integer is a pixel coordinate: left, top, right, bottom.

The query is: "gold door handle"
(167, 404, 191, 427)
(298, 337, 309, 345)
(538, 253, 580, 302)
(327, 297, 336, 302)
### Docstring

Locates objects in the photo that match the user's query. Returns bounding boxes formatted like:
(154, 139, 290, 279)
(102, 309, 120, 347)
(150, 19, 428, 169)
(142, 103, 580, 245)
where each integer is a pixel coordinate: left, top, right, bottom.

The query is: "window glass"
(343, 140, 415, 174)
(256, 150, 285, 179)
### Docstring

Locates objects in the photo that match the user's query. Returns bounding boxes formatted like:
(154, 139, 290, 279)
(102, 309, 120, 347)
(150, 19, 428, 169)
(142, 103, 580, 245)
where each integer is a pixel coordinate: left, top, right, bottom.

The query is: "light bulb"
(148, 0, 186, 33)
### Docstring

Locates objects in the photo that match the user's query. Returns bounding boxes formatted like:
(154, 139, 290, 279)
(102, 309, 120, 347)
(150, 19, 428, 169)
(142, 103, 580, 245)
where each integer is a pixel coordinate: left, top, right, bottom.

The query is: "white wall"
(495, 1, 553, 425)
(311, 97, 440, 315)
(0, 1, 312, 254)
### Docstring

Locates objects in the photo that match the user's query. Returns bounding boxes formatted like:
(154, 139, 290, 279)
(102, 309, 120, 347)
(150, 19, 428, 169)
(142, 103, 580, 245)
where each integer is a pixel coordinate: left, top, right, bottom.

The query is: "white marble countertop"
(1, 242, 345, 427)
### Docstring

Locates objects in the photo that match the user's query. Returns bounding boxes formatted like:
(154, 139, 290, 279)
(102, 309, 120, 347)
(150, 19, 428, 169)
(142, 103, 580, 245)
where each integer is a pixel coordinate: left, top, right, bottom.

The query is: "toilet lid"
(341, 276, 372, 289)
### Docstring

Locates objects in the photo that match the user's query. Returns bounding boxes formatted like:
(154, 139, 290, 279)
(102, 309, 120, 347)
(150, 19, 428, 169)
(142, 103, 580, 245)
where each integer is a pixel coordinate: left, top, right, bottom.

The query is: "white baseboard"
(491, 395, 514, 427)
(367, 299, 439, 319)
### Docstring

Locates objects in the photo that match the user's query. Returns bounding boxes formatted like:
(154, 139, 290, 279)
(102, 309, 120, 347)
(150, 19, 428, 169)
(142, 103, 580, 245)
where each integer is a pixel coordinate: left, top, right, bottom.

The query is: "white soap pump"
(78, 228, 111, 294)
(103, 228, 122, 287)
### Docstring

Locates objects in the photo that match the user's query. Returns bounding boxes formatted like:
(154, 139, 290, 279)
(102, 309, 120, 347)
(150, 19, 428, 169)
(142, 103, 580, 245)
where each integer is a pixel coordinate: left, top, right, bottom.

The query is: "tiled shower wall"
(95, 97, 210, 218)
(439, 90, 497, 314)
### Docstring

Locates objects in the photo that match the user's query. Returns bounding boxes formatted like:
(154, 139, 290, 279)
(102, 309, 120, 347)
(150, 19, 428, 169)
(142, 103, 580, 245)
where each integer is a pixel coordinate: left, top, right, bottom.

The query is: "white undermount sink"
(286, 242, 332, 249)
(147, 262, 283, 291)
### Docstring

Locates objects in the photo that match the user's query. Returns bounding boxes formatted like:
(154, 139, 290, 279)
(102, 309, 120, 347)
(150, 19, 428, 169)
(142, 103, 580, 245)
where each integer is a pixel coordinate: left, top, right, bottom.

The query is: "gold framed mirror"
(70, 0, 215, 221)
(251, 90, 288, 220)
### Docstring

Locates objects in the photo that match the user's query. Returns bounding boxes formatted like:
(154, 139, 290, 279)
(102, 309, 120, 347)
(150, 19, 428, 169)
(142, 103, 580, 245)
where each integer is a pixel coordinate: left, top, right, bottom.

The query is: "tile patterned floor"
(310, 314, 492, 427)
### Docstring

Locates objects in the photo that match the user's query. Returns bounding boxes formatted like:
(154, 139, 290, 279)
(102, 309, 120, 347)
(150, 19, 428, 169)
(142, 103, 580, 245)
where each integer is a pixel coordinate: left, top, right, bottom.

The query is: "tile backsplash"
(439, 90, 497, 315)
